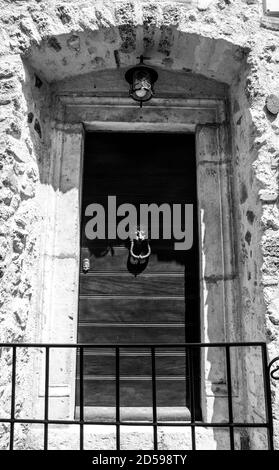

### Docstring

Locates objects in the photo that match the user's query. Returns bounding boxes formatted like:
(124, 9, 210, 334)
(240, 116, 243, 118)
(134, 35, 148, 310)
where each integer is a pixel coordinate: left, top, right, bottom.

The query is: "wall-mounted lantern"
(125, 55, 158, 107)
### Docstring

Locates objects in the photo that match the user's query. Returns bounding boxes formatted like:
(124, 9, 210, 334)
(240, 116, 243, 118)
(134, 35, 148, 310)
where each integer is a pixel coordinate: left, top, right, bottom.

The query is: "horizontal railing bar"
(78, 323, 186, 327)
(80, 271, 190, 276)
(77, 350, 188, 356)
(80, 273, 185, 277)
(0, 418, 270, 428)
(0, 342, 266, 348)
(76, 376, 190, 380)
(78, 296, 187, 300)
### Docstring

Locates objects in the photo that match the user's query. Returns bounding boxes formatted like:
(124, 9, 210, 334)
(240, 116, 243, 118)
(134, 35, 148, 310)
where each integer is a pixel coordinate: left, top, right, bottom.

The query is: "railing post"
(79, 346, 84, 450)
(187, 346, 196, 450)
(115, 346, 120, 450)
(151, 346, 158, 450)
(10, 346, 16, 450)
(44, 346, 50, 450)
(225, 345, 234, 450)
(262, 345, 274, 450)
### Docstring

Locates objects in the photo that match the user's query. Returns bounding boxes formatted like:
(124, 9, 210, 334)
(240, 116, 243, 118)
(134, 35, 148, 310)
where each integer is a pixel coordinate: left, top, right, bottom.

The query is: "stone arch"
(25, 26, 246, 85)
(13, 0, 249, 84)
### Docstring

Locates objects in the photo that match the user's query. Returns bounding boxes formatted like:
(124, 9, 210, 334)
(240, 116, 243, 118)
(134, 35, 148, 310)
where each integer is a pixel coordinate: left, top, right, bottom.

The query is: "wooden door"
(76, 132, 201, 421)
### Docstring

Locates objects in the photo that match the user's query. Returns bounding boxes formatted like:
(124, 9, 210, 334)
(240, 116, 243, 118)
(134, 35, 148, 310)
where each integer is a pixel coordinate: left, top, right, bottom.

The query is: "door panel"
(76, 132, 201, 420)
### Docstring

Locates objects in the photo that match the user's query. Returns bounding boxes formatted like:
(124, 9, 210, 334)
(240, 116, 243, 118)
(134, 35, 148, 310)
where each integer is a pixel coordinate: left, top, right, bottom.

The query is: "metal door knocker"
(130, 229, 151, 260)
(127, 229, 151, 276)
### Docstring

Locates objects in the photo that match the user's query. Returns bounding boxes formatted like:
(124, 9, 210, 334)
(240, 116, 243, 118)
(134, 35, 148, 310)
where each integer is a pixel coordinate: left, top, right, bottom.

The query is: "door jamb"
(41, 97, 237, 422)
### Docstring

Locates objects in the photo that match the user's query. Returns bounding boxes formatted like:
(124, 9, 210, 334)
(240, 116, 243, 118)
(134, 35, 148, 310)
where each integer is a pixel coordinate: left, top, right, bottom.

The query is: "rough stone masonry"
(0, 0, 278, 450)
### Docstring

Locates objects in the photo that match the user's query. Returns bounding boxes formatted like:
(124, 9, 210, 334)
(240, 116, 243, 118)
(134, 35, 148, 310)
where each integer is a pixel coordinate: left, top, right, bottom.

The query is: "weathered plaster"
(0, 0, 278, 450)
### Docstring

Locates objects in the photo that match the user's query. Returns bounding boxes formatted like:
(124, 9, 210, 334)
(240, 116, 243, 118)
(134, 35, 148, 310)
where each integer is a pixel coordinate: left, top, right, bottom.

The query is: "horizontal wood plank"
(80, 246, 186, 273)
(76, 379, 187, 407)
(79, 274, 185, 296)
(82, 175, 195, 197)
(78, 324, 185, 344)
(78, 298, 185, 323)
(82, 195, 195, 207)
(76, 353, 186, 377)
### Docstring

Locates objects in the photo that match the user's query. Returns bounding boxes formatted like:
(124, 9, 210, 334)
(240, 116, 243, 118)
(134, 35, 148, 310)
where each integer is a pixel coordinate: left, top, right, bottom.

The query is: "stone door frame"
(38, 96, 238, 421)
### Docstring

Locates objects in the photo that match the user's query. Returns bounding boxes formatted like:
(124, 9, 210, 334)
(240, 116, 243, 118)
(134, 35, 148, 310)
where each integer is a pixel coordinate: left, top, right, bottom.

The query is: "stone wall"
(0, 50, 53, 448)
(0, 0, 278, 449)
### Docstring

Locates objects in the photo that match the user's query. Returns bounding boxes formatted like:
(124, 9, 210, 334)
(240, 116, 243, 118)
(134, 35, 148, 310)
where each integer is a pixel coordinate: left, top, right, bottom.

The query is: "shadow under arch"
(24, 21, 247, 85)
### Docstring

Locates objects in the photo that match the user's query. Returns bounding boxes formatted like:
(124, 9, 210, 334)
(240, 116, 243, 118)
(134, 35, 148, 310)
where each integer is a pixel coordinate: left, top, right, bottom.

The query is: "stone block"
(198, 0, 214, 10)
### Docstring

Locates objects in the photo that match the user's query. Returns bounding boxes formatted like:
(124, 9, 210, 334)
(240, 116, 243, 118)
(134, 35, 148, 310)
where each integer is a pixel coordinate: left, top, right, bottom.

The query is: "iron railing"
(0, 342, 276, 450)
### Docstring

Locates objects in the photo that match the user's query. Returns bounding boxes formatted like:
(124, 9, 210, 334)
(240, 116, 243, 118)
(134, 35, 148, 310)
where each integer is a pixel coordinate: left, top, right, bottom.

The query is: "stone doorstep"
(22, 425, 239, 450)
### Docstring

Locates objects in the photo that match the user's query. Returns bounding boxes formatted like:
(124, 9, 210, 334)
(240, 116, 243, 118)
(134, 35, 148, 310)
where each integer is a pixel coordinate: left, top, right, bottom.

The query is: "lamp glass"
(125, 58, 158, 104)
(135, 88, 148, 98)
